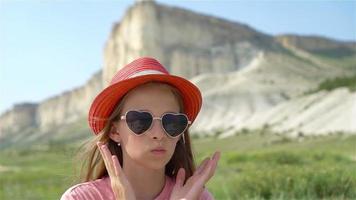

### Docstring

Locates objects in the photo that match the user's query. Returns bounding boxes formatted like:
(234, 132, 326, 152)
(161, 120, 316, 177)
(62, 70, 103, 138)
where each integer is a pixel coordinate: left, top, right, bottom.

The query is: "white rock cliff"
(0, 1, 355, 146)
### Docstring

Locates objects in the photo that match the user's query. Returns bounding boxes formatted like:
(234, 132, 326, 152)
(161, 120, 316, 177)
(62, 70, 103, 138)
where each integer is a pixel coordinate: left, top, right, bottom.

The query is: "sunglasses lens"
(126, 111, 152, 135)
(162, 113, 188, 137)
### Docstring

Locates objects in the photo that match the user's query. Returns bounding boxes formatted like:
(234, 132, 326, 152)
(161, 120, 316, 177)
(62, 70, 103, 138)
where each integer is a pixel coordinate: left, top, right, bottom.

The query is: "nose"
(148, 118, 167, 140)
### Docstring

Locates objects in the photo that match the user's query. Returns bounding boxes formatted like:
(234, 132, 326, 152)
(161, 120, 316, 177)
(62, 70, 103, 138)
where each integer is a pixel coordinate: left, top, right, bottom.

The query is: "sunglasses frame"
(119, 109, 192, 138)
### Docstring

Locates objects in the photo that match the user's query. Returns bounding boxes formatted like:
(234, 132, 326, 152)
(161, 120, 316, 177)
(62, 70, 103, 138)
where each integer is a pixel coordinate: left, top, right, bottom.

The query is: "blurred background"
(0, 0, 355, 199)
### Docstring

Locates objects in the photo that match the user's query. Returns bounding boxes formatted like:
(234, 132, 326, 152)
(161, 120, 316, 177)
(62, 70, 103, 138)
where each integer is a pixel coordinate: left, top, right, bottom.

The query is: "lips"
(151, 147, 166, 152)
(151, 147, 166, 155)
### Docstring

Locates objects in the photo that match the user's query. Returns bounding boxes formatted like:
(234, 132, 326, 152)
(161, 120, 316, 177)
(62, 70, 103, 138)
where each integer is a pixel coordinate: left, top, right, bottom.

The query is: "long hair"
(74, 81, 196, 184)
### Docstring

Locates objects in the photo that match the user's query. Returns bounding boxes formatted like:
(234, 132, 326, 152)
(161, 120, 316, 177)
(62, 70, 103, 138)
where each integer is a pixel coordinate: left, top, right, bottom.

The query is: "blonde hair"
(74, 81, 196, 184)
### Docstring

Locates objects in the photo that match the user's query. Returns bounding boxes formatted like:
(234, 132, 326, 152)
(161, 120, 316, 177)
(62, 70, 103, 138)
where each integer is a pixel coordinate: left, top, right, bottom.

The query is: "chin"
(143, 157, 170, 170)
(148, 165, 166, 171)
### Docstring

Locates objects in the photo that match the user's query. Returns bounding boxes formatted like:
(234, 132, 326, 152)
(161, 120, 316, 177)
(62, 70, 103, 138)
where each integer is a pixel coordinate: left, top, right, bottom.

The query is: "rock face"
(0, 70, 102, 141)
(190, 49, 356, 136)
(102, 1, 279, 85)
(227, 88, 356, 137)
(276, 34, 356, 55)
(36, 71, 103, 131)
(0, 1, 355, 147)
(0, 103, 38, 135)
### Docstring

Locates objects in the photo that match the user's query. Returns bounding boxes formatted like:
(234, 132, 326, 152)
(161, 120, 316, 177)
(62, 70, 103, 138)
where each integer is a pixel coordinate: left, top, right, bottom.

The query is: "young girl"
(60, 57, 220, 200)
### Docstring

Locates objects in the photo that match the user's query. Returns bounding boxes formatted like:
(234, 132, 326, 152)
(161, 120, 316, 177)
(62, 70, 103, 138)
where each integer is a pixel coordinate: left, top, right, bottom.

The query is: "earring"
(116, 129, 121, 146)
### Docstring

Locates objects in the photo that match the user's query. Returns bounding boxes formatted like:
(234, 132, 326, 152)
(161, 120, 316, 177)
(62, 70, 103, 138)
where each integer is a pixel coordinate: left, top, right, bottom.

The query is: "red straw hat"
(88, 57, 202, 135)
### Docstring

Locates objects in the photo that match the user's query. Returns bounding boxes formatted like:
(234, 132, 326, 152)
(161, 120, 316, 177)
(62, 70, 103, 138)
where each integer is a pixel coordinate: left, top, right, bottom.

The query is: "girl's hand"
(170, 151, 220, 200)
(97, 142, 136, 200)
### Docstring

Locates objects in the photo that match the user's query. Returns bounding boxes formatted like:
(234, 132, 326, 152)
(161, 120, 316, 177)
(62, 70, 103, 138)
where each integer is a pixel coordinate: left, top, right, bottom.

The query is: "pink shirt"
(60, 176, 214, 200)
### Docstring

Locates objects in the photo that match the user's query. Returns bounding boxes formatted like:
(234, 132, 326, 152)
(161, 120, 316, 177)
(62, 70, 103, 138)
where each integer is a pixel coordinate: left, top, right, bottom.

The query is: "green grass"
(0, 147, 77, 200)
(314, 53, 356, 69)
(309, 47, 355, 59)
(193, 133, 356, 200)
(1, 132, 355, 200)
(304, 74, 356, 95)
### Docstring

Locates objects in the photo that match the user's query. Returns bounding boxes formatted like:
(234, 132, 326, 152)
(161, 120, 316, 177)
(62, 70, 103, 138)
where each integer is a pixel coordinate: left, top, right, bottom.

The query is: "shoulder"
(158, 176, 214, 200)
(60, 177, 114, 200)
(60, 182, 98, 200)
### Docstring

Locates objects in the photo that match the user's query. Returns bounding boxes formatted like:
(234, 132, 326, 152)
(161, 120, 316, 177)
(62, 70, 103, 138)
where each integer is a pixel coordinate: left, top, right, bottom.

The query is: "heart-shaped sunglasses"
(119, 110, 191, 138)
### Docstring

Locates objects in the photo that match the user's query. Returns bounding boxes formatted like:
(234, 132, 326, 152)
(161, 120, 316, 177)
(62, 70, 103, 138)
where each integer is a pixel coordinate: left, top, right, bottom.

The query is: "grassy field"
(0, 132, 355, 200)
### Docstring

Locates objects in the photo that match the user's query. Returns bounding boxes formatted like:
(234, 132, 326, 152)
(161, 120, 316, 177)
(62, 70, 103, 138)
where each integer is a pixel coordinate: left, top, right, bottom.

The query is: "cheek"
(117, 124, 145, 158)
(163, 138, 180, 164)
(122, 135, 148, 158)
(167, 138, 179, 155)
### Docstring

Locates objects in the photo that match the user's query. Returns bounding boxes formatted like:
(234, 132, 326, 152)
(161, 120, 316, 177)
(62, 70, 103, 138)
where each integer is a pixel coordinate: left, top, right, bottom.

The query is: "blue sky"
(0, 0, 355, 114)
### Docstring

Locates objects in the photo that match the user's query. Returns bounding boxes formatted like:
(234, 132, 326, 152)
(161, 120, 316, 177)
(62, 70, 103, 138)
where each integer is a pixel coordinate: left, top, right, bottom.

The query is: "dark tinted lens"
(162, 113, 188, 137)
(126, 111, 152, 135)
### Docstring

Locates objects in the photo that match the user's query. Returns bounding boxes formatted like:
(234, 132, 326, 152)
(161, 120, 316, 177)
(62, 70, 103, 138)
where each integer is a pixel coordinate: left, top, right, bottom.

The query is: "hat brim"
(88, 74, 202, 134)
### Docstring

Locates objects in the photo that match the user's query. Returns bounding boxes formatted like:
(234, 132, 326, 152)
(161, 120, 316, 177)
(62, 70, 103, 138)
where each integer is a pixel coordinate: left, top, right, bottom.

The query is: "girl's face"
(111, 83, 181, 170)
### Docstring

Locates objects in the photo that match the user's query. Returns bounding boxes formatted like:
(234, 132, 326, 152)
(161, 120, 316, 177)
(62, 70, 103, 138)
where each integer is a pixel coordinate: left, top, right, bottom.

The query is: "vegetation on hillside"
(1, 131, 355, 200)
(305, 74, 356, 95)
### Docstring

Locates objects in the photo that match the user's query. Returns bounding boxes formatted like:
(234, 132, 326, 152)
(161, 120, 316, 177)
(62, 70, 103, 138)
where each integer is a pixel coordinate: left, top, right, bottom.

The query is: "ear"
(108, 123, 121, 143)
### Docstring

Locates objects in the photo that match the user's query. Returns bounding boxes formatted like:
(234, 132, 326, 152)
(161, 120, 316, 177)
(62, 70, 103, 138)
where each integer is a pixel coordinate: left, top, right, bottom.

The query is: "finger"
(97, 142, 116, 177)
(111, 155, 133, 193)
(210, 151, 221, 173)
(175, 168, 185, 187)
(194, 157, 210, 175)
(203, 151, 221, 180)
(101, 145, 115, 171)
(186, 156, 212, 187)
(196, 152, 220, 184)
(111, 155, 123, 178)
(97, 143, 111, 171)
(184, 152, 221, 197)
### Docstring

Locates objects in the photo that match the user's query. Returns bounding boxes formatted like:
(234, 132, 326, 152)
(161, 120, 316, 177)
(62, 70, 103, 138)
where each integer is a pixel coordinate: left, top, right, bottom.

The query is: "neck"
(122, 159, 166, 200)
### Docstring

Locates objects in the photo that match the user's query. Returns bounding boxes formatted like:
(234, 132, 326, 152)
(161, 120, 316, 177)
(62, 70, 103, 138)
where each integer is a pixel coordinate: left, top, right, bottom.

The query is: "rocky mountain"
(190, 35, 356, 136)
(0, 71, 102, 139)
(1, 0, 355, 149)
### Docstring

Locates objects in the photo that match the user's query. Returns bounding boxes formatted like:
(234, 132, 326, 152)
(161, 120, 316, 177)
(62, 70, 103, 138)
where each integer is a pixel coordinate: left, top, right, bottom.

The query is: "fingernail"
(212, 152, 219, 160)
(216, 151, 221, 158)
